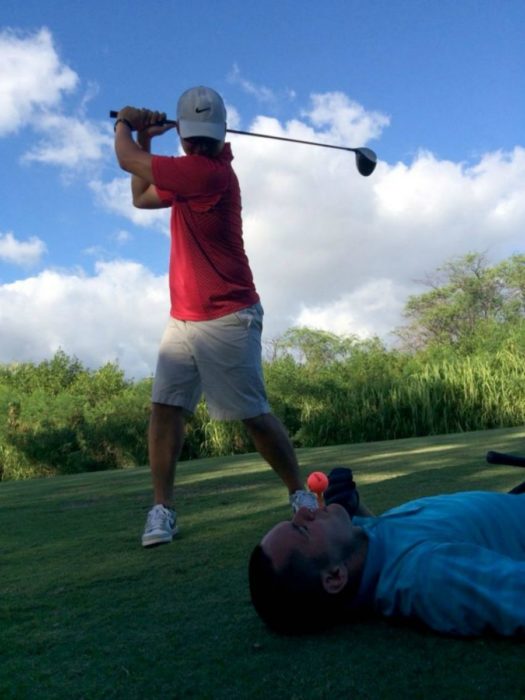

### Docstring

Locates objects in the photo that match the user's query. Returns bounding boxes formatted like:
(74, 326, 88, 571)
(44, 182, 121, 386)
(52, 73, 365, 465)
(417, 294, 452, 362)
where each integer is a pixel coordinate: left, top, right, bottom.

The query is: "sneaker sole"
(142, 525, 179, 548)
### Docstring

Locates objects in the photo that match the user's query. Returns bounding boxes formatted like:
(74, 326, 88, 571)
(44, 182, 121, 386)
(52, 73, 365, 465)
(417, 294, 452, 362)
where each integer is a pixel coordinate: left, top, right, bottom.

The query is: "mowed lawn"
(1, 426, 524, 700)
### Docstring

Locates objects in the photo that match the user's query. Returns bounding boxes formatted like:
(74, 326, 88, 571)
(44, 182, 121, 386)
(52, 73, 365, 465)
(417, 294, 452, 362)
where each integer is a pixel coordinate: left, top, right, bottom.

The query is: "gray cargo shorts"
(151, 302, 270, 420)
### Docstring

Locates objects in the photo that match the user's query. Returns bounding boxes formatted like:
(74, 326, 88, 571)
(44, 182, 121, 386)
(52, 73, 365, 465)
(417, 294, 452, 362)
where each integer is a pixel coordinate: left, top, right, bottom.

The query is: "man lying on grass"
(249, 468, 525, 637)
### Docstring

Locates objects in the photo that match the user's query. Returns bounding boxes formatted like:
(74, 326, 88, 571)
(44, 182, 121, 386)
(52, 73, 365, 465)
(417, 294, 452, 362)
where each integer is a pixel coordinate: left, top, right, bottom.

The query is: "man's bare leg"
(243, 413, 303, 494)
(148, 403, 186, 507)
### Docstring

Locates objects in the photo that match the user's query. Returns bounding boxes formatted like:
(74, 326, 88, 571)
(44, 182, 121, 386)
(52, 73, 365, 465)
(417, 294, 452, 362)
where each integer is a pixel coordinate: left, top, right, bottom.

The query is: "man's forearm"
(114, 119, 154, 183)
(131, 133, 153, 200)
(113, 107, 174, 207)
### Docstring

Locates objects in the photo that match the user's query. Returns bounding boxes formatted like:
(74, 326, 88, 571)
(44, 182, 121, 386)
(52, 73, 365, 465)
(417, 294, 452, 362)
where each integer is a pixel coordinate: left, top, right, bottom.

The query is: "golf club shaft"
(486, 451, 525, 468)
(229, 129, 360, 153)
(109, 110, 362, 154)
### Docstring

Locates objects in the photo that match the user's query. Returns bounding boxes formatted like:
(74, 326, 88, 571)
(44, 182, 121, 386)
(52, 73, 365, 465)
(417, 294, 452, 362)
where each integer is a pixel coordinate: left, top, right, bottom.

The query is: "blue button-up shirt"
(353, 492, 525, 636)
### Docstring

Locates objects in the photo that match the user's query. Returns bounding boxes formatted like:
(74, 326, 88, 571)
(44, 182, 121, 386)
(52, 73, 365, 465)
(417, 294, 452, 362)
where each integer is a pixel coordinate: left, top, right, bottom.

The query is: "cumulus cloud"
(23, 113, 113, 170)
(225, 103, 241, 130)
(89, 177, 170, 232)
(295, 279, 412, 341)
(304, 91, 390, 145)
(374, 147, 525, 247)
(0, 231, 46, 267)
(0, 27, 111, 172)
(0, 261, 168, 378)
(0, 27, 78, 136)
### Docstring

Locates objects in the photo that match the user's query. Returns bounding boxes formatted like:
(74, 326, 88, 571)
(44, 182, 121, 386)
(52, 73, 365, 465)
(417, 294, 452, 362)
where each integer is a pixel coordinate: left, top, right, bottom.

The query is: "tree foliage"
(270, 327, 358, 366)
(397, 252, 525, 351)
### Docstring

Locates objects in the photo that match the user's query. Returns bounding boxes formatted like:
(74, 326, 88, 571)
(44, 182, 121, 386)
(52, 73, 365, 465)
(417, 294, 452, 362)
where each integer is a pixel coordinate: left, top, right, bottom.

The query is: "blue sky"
(1, 1, 524, 377)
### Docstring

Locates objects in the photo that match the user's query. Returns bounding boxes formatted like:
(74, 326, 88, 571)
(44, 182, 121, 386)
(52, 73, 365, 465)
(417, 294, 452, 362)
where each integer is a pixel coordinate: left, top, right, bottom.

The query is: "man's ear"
(320, 564, 348, 594)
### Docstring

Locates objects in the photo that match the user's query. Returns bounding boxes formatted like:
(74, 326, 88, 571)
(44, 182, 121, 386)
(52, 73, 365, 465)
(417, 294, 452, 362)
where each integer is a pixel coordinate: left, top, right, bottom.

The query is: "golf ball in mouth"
(307, 471, 329, 493)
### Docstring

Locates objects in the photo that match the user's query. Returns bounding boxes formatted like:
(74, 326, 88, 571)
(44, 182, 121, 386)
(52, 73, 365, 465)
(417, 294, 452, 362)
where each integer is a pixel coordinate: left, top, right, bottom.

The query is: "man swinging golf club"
(113, 86, 317, 547)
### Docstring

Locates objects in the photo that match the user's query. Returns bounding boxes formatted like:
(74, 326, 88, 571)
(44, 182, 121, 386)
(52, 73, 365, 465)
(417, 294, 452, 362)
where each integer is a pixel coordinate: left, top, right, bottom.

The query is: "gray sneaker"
(290, 490, 318, 513)
(141, 504, 178, 548)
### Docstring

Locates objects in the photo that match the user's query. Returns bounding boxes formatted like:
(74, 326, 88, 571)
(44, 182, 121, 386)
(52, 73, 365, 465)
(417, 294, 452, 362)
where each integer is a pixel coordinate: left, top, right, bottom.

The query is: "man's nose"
(292, 507, 316, 526)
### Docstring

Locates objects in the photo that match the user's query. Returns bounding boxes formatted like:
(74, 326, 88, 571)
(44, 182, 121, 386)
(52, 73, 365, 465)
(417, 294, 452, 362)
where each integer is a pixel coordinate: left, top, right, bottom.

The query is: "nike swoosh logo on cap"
(195, 107, 211, 113)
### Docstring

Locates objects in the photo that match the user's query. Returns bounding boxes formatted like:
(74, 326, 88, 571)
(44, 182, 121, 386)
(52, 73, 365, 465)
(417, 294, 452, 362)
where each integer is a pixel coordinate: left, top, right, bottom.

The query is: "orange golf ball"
(307, 471, 329, 494)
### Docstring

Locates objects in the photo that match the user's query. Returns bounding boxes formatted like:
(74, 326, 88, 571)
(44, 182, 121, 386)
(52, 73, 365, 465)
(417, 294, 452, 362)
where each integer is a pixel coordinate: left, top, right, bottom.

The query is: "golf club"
(109, 110, 377, 176)
(486, 450, 525, 468)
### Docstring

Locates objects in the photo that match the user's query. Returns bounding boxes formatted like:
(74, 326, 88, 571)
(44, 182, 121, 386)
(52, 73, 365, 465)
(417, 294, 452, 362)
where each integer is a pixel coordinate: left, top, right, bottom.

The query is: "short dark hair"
(248, 544, 344, 634)
(185, 136, 223, 157)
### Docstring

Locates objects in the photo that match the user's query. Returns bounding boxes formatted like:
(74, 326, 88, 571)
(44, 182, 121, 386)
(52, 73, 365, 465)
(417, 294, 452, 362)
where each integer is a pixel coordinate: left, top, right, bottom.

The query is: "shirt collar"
(352, 524, 384, 607)
(219, 142, 233, 162)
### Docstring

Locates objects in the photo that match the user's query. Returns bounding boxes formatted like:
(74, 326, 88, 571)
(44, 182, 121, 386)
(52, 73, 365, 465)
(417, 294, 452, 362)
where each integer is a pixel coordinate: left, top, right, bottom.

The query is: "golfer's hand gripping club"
(111, 109, 176, 135)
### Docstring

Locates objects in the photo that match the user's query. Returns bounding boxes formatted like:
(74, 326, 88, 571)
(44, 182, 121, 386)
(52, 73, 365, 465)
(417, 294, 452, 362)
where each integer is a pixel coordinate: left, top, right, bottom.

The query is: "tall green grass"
(274, 347, 525, 447)
(2, 343, 525, 480)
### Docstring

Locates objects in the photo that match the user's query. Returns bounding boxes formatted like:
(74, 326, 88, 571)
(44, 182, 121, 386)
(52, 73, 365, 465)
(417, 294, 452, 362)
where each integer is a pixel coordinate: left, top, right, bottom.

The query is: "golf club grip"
(486, 450, 525, 468)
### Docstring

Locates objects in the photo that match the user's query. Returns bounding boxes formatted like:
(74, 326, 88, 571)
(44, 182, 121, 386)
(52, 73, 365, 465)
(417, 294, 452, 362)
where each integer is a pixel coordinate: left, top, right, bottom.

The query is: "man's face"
(261, 503, 355, 572)
(180, 136, 225, 156)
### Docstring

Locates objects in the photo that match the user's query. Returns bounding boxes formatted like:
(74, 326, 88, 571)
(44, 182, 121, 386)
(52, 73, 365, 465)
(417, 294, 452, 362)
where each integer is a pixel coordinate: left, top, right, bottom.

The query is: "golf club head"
(355, 148, 377, 177)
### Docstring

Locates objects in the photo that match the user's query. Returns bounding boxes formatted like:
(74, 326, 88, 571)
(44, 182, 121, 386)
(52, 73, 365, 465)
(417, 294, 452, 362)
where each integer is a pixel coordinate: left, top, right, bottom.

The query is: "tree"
(0, 349, 84, 396)
(396, 253, 525, 351)
(270, 327, 358, 367)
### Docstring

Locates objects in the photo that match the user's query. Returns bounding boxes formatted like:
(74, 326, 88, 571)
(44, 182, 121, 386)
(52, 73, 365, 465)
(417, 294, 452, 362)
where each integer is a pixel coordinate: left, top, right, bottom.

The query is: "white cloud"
(228, 64, 277, 102)
(23, 113, 113, 169)
(295, 279, 410, 340)
(0, 261, 168, 378)
(89, 177, 170, 232)
(0, 28, 78, 136)
(112, 229, 133, 244)
(304, 91, 390, 145)
(0, 231, 46, 267)
(0, 27, 111, 172)
(374, 147, 525, 243)
(225, 103, 241, 130)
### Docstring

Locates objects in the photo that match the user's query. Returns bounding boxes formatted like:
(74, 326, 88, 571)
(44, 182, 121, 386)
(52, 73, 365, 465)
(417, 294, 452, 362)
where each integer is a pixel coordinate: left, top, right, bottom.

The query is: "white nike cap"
(176, 86, 227, 141)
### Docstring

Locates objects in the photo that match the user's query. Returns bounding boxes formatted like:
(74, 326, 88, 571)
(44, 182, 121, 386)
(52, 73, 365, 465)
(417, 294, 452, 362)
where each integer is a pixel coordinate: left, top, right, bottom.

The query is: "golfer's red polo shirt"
(152, 144, 259, 321)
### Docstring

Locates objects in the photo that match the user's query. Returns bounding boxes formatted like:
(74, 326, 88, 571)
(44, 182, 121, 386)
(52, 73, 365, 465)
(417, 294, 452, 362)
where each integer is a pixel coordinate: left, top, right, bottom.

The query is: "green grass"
(1, 426, 525, 700)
